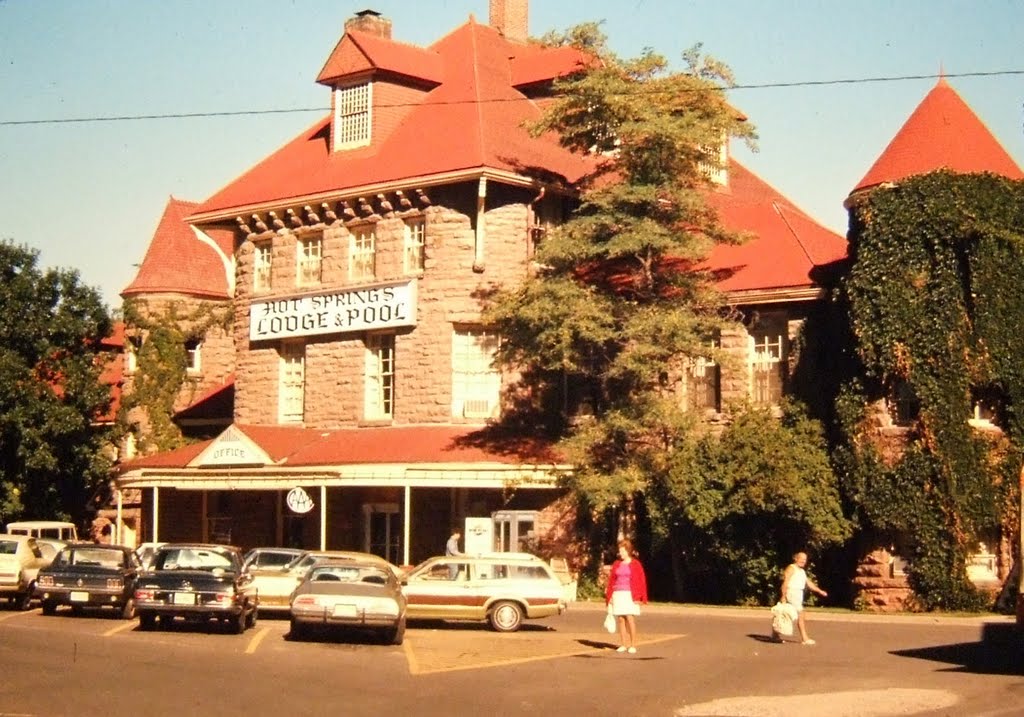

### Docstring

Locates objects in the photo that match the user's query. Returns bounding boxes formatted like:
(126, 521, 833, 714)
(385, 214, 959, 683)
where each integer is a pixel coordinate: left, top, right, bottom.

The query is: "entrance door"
(492, 510, 538, 553)
(363, 503, 402, 565)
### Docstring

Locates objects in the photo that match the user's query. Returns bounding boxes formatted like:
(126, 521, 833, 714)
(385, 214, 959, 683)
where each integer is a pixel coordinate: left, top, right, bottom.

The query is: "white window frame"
(452, 327, 501, 419)
(125, 335, 142, 375)
(278, 342, 305, 424)
(403, 217, 426, 273)
(296, 235, 323, 286)
(253, 240, 272, 292)
(184, 338, 202, 374)
(364, 333, 395, 420)
(683, 354, 720, 415)
(333, 81, 372, 150)
(349, 226, 376, 281)
(749, 333, 784, 407)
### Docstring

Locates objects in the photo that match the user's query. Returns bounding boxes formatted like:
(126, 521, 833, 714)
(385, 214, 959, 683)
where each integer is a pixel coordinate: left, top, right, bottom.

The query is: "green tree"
(0, 241, 114, 524)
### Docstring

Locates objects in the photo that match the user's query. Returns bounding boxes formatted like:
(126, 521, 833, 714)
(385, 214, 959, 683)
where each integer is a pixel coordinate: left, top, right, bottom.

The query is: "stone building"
(113, 1, 845, 570)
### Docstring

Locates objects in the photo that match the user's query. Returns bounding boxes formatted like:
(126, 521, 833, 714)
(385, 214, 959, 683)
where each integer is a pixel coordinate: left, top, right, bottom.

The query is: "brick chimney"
(345, 9, 392, 39)
(489, 0, 528, 43)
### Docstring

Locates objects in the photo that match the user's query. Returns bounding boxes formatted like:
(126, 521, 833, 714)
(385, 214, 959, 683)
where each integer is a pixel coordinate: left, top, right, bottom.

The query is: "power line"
(2, 69, 1022, 127)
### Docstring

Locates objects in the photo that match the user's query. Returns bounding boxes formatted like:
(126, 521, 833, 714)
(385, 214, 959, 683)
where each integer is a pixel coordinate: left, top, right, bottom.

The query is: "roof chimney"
(489, 0, 528, 43)
(345, 9, 392, 39)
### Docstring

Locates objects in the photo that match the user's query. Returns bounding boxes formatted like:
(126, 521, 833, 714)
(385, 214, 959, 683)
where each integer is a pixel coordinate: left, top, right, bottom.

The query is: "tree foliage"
(0, 240, 113, 524)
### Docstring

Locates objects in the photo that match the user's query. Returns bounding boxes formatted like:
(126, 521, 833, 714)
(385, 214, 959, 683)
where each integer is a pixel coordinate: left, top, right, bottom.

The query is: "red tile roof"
(317, 29, 444, 85)
(194, 18, 596, 216)
(174, 373, 235, 423)
(95, 321, 125, 424)
(122, 197, 232, 299)
(704, 160, 847, 293)
(853, 78, 1024, 194)
(120, 424, 563, 470)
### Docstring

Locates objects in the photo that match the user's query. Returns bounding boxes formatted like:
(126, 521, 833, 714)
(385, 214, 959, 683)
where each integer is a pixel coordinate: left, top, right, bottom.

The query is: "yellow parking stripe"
(404, 633, 685, 676)
(102, 620, 138, 637)
(245, 626, 271, 654)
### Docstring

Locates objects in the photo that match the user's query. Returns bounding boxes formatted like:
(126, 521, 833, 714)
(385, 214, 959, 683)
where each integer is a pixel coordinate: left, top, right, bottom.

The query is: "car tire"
(120, 597, 136, 620)
(14, 589, 33, 612)
(289, 618, 306, 641)
(245, 605, 257, 629)
(488, 601, 524, 632)
(139, 612, 156, 630)
(41, 600, 57, 616)
(230, 611, 246, 634)
(386, 617, 406, 645)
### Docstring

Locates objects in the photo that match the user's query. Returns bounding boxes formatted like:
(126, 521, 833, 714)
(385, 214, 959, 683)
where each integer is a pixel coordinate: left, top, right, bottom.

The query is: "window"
(698, 132, 728, 185)
(403, 217, 426, 273)
(493, 511, 537, 553)
(185, 338, 201, 373)
(683, 355, 720, 414)
(364, 333, 395, 420)
(333, 82, 371, 149)
(749, 332, 784, 407)
(452, 328, 501, 418)
(296, 236, 322, 286)
(279, 342, 305, 423)
(253, 240, 272, 291)
(349, 226, 376, 281)
(125, 335, 142, 374)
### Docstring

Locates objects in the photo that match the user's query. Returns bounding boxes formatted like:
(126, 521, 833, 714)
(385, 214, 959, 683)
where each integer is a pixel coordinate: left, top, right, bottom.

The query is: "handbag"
(603, 610, 617, 634)
(770, 601, 797, 636)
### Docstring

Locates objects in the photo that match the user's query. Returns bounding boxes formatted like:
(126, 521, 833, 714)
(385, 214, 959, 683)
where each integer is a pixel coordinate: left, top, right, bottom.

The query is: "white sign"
(249, 281, 417, 341)
(464, 517, 493, 554)
(286, 487, 314, 514)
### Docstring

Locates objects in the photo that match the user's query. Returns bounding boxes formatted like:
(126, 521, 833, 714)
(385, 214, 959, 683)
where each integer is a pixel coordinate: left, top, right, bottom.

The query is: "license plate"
(70, 591, 89, 602)
(332, 604, 357, 618)
(173, 592, 196, 605)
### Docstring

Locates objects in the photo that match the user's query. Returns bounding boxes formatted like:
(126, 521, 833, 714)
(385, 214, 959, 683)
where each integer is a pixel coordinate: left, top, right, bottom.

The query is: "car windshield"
(0, 540, 17, 555)
(309, 565, 391, 584)
(56, 548, 125, 568)
(154, 547, 235, 572)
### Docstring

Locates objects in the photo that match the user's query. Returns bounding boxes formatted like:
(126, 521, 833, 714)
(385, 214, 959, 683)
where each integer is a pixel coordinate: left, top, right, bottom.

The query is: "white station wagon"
(401, 552, 568, 632)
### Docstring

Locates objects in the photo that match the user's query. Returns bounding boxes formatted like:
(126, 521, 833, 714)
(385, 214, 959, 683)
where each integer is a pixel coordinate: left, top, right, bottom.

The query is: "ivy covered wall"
(836, 171, 1024, 609)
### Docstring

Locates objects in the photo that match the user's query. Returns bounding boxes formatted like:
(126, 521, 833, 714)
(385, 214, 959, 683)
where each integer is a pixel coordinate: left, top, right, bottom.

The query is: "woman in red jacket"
(605, 538, 648, 654)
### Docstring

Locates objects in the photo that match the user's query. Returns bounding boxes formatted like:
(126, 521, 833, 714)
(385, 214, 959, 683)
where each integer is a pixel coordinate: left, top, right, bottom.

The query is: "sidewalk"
(569, 598, 1015, 626)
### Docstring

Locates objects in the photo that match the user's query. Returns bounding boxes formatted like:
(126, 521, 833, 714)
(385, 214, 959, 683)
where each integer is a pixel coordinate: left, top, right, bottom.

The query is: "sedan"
(134, 543, 257, 633)
(289, 559, 406, 644)
(35, 544, 140, 618)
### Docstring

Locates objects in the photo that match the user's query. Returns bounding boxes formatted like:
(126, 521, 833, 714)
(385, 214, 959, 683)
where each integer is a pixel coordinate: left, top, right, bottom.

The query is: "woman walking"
(605, 538, 648, 654)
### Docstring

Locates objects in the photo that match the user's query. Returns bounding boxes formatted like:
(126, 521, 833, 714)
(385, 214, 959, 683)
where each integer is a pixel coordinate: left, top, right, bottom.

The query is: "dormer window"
(698, 139, 728, 186)
(333, 81, 371, 150)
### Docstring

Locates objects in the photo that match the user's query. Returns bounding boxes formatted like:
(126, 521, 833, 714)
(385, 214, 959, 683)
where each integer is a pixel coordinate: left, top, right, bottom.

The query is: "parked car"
(251, 549, 400, 613)
(289, 558, 406, 644)
(401, 552, 568, 632)
(134, 542, 167, 570)
(134, 543, 257, 633)
(5, 521, 79, 542)
(34, 539, 69, 565)
(35, 544, 140, 618)
(0, 534, 50, 610)
(242, 547, 304, 572)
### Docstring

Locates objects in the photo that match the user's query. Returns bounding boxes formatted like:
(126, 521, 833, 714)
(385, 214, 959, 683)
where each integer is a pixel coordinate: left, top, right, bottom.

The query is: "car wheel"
(139, 612, 156, 631)
(14, 589, 33, 611)
(70, 605, 84, 617)
(488, 601, 524, 632)
(245, 605, 257, 629)
(230, 611, 246, 634)
(386, 617, 406, 645)
(41, 600, 57, 616)
(289, 618, 306, 641)
(120, 597, 136, 620)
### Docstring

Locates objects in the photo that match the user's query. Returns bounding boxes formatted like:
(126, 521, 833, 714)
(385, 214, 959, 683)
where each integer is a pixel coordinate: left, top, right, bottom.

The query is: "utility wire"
(2, 69, 1022, 127)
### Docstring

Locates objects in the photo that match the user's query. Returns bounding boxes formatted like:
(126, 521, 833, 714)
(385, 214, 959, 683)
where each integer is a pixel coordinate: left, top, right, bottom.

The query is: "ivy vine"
(837, 171, 1024, 610)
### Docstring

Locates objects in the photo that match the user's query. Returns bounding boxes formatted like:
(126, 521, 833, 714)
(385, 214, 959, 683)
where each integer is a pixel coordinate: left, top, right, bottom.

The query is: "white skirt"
(610, 589, 641, 616)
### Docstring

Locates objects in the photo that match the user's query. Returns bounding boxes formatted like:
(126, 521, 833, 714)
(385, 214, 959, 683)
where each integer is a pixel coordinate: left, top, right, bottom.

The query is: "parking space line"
(0, 609, 37, 623)
(102, 620, 138, 637)
(404, 633, 686, 676)
(245, 626, 271, 654)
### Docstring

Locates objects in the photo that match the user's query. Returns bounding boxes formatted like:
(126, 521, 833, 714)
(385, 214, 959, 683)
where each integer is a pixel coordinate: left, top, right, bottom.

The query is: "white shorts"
(785, 591, 804, 613)
(610, 590, 641, 616)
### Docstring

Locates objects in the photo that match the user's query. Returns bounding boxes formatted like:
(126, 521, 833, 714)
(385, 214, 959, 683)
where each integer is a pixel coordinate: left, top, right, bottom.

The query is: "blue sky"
(1, 0, 1022, 310)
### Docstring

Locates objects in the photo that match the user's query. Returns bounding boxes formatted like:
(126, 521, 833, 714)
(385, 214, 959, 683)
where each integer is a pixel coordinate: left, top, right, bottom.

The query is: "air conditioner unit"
(463, 399, 492, 418)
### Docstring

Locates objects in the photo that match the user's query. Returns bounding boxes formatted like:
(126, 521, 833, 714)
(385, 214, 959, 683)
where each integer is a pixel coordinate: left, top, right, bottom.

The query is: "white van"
(5, 521, 79, 542)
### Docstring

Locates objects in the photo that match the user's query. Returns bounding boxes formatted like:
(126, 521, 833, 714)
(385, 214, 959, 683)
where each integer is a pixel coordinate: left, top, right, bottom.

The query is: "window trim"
(349, 225, 377, 281)
(451, 327, 501, 419)
(333, 81, 372, 150)
(296, 235, 323, 287)
(278, 342, 305, 424)
(253, 240, 272, 292)
(403, 216, 426, 274)
(364, 332, 395, 421)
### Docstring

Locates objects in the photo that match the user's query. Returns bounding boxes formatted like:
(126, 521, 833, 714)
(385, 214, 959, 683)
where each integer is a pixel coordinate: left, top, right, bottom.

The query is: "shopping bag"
(603, 610, 617, 633)
(771, 601, 796, 636)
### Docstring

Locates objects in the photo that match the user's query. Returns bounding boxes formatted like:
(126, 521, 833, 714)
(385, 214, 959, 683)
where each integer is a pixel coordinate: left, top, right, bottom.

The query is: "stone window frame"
(402, 216, 426, 274)
(364, 332, 395, 421)
(184, 337, 202, 375)
(451, 326, 501, 419)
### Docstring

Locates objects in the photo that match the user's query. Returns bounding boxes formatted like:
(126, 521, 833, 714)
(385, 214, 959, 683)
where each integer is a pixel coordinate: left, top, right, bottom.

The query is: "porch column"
(403, 485, 411, 567)
(320, 485, 327, 550)
(201, 491, 209, 542)
(115, 488, 123, 545)
(152, 487, 160, 543)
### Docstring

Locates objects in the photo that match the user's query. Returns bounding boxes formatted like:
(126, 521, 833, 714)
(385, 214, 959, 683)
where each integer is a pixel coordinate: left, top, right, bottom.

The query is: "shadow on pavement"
(890, 622, 1023, 675)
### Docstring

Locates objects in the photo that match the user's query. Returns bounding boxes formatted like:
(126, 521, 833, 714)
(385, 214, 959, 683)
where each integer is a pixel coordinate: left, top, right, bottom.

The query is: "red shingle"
(853, 78, 1024, 194)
